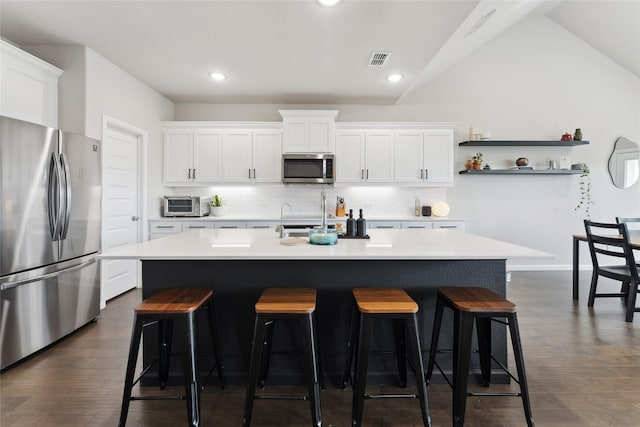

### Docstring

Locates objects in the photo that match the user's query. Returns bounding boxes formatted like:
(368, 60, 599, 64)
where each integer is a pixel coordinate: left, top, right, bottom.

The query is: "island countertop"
(98, 228, 552, 261)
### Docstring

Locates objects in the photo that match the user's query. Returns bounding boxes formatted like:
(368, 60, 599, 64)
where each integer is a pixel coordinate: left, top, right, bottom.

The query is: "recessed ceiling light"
(386, 73, 403, 83)
(317, 0, 342, 7)
(208, 72, 227, 81)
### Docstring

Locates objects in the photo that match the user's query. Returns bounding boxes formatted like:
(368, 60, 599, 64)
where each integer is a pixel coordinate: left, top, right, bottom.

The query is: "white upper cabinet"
(164, 129, 222, 185)
(222, 129, 282, 183)
(252, 130, 282, 183)
(0, 40, 63, 128)
(335, 130, 394, 183)
(394, 129, 453, 186)
(279, 110, 338, 153)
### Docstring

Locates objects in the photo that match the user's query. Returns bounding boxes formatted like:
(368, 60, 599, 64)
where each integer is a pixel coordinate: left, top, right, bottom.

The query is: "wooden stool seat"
(352, 288, 418, 313)
(438, 287, 516, 313)
(255, 288, 316, 314)
(135, 288, 213, 314)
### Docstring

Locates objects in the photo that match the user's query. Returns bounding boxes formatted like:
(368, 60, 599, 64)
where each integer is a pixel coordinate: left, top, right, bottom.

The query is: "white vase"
(211, 206, 225, 217)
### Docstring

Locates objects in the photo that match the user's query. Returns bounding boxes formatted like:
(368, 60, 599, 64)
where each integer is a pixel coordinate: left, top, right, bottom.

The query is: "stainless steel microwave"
(282, 153, 335, 184)
(163, 196, 211, 217)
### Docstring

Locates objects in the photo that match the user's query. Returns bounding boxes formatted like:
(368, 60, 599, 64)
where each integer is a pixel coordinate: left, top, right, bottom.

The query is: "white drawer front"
(433, 222, 465, 231)
(183, 222, 214, 230)
(215, 221, 247, 229)
(401, 222, 434, 229)
(149, 222, 183, 234)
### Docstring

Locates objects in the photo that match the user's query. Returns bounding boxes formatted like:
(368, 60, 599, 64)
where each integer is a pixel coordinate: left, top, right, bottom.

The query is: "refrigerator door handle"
(47, 152, 64, 241)
(59, 153, 72, 239)
(0, 258, 96, 291)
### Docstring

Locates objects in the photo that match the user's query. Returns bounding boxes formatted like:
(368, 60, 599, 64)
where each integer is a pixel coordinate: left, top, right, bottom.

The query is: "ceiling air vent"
(368, 52, 391, 67)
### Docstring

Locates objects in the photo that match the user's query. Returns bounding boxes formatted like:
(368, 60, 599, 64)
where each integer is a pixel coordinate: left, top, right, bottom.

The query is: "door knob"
(132, 216, 140, 221)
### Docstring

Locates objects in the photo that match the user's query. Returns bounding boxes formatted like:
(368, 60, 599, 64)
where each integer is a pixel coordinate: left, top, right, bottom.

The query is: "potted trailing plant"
(472, 152, 483, 170)
(574, 164, 593, 218)
(210, 194, 225, 216)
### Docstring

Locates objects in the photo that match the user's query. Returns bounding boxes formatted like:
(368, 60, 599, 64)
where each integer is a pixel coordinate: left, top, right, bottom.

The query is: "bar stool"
(342, 288, 431, 427)
(118, 288, 226, 427)
(242, 288, 322, 427)
(426, 287, 534, 427)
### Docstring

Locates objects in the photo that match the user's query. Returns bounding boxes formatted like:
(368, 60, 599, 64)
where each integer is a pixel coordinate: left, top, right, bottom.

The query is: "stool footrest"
(366, 393, 417, 399)
(255, 394, 309, 401)
(467, 392, 521, 397)
(130, 395, 185, 401)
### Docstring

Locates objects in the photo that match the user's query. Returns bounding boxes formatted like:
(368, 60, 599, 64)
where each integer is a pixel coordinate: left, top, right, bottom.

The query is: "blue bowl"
(309, 229, 338, 245)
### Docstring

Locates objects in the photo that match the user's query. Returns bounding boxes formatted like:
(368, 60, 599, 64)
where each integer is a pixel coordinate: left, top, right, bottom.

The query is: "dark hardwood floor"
(2, 271, 639, 426)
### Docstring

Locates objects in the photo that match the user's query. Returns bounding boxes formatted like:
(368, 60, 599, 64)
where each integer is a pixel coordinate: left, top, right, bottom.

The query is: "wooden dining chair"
(616, 217, 640, 234)
(584, 220, 640, 322)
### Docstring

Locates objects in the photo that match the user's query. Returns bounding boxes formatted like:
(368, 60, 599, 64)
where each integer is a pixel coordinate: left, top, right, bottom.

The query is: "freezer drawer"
(0, 257, 100, 369)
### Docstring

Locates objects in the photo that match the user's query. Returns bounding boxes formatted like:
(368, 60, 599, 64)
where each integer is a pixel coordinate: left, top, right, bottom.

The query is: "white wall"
(173, 14, 640, 270)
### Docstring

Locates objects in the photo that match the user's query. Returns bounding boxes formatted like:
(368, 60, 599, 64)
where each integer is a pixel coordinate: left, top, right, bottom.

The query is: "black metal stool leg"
(508, 314, 535, 427)
(393, 318, 407, 388)
(452, 311, 474, 427)
(476, 317, 492, 387)
(258, 320, 275, 388)
(302, 313, 322, 427)
(243, 314, 266, 427)
(204, 299, 226, 388)
(341, 304, 358, 389)
(182, 313, 200, 427)
(352, 313, 374, 427)
(118, 315, 144, 427)
(312, 311, 325, 390)
(158, 319, 174, 390)
(426, 297, 444, 385)
(406, 313, 432, 427)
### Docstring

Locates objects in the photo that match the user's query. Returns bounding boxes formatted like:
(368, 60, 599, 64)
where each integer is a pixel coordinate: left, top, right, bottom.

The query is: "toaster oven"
(163, 196, 211, 217)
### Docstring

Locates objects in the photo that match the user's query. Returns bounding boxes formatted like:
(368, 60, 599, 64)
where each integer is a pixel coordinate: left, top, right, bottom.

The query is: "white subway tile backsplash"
(167, 185, 447, 218)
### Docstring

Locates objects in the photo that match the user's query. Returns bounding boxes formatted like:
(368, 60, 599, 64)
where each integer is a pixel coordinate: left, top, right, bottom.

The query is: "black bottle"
(346, 209, 356, 237)
(356, 209, 367, 237)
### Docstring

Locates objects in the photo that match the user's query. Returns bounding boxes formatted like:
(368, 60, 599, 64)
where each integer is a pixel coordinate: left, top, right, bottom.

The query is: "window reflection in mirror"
(608, 136, 639, 189)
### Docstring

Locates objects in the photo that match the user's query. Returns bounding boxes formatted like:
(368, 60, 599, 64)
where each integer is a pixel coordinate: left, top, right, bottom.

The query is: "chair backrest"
(616, 217, 640, 234)
(584, 220, 639, 281)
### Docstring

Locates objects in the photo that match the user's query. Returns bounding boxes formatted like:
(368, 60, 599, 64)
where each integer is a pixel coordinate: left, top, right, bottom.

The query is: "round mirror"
(608, 136, 640, 189)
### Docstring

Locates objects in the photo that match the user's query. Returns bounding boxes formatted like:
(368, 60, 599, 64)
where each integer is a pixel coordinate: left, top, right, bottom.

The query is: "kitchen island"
(99, 228, 550, 386)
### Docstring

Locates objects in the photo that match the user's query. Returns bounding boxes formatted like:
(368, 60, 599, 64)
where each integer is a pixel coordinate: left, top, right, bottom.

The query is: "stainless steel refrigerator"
(0, 116, 101, 369)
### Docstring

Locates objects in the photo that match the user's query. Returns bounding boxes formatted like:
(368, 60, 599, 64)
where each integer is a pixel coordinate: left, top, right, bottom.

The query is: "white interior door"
(101, 118, 145, 307)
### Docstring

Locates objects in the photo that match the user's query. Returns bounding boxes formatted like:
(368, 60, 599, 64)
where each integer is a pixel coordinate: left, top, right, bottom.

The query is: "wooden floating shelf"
(459, 140, 590, 147)
(459, 169, 584, 175)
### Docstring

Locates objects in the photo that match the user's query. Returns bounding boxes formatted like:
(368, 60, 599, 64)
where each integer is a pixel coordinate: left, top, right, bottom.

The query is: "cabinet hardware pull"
(361, 169, 364, 179)
(249, 168, 251, 179)
(408, 226, 426, 229)
(188, 226, 206, 229)
(188, 169, 192, 179)
(376, 225, 394, 229)
(366, 169, 369, 179)
(252, 225, 270, 229)
(253, 168, 256, 179)
(157, 226, 174, 229)
(424, 169, 428, 180)
(438, 225, 457, 229)
(193, 169, 196, 179)
(420, 169, 424, 179)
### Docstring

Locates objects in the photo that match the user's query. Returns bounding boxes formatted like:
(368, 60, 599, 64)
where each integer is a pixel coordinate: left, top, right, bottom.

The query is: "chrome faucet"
(320, 188, 327, 231)
(278, 203, 292, 238)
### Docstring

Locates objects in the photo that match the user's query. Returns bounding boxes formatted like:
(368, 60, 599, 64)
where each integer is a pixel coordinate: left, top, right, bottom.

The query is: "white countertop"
(98, 229, 551, 261)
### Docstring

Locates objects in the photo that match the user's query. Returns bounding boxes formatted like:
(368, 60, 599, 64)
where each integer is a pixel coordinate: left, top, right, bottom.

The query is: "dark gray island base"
(140, 258, 508, 387)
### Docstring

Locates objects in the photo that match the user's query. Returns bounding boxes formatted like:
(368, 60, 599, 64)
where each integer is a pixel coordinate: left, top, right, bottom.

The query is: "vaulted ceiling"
(1, 1, 638, 105)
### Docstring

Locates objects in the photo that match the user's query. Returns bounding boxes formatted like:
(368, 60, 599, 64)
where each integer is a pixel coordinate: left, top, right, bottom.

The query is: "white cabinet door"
(308, 117, 335, 153)
(282, 119, 308, 153)
(253, 130, 282, 183)
(423, 129, 453, 185)
(222, 130, 253, 183)
(193, 130, 222, 183)
(335, 131, 365, 183)
(394, 131, 424, 183)
(164, 131, 193, 183)
(364, 131, 394, 183)
(0, 40, 63, 128)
